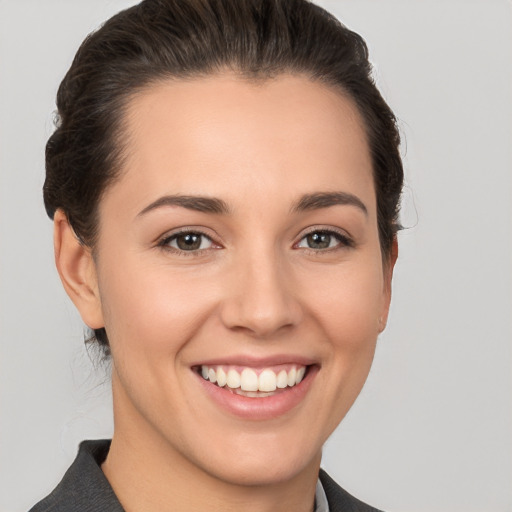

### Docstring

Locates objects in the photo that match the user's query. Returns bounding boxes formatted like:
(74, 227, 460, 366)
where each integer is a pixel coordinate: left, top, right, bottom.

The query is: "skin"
(54, 73, 397, 512)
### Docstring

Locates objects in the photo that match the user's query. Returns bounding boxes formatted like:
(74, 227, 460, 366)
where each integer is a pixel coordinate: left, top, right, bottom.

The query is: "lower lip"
(195, 366, 318, 421)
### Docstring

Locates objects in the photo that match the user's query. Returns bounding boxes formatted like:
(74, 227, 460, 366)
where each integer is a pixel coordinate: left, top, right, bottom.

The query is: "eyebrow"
(137, 190, 367, 218)
(291, 191, 368, 216)
(137, 195, 230, 217)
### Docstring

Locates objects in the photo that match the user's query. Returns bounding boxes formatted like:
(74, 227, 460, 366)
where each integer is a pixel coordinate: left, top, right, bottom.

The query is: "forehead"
(113, 73, 374, 214)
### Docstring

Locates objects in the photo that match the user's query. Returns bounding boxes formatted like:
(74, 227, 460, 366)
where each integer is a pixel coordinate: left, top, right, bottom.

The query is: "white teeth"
(258, 369, 277, 392)
(200, 364, 308, 394)
(287, 367, 297, 387)
(240, 368, 258, 391)
(216, 367, 227, 387)
(276, 370, 288, 389)
(226, 369, 241, 389)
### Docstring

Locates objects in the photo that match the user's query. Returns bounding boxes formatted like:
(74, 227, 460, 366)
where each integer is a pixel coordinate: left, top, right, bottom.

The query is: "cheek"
(281, 260, 385, 437)
(304, 260, 384, 343)
(301, 259, 384, 393)
(96, 260, 221, 426)
(97, 258, 217, 358)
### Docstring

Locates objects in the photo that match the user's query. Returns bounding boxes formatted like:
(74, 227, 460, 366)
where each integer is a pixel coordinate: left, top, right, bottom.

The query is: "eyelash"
(156, 227, 354, 256)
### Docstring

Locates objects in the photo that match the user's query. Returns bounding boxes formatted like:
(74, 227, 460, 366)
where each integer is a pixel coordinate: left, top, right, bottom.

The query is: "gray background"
(1, 1, 511, 511)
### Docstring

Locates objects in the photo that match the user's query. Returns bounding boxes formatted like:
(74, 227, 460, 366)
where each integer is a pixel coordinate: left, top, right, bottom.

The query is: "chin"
(178, 427, 324, 488)
(203, 450, 321, 487)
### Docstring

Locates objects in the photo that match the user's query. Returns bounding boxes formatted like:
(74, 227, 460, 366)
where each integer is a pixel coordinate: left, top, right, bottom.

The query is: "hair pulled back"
(44, 0, 403, 351)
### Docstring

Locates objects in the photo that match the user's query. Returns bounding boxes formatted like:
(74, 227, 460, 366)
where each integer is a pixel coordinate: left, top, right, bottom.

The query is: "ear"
(378, 236, 398, 333)
(53, 209, 104, 329)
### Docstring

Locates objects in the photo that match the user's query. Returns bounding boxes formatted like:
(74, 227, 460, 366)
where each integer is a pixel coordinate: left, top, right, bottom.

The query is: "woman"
(30, 0, 402, 510)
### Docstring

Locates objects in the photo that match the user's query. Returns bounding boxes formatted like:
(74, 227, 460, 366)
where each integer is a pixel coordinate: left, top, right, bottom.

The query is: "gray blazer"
(29, 440, 383, 512)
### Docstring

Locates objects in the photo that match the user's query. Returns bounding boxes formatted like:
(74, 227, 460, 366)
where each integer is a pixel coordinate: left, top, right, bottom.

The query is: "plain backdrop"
(1, 1, 511, 511)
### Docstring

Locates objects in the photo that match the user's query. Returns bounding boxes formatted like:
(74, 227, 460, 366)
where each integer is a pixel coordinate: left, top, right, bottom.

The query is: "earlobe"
(378, 236, 398, 333)
(53, 210, 104, 329)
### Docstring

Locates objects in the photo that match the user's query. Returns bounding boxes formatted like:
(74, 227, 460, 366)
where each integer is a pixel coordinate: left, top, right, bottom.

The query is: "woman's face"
(82, 74, 394, 485)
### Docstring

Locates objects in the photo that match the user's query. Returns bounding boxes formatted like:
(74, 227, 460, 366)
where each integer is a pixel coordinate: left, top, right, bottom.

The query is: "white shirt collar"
(314, 477, 330, 512)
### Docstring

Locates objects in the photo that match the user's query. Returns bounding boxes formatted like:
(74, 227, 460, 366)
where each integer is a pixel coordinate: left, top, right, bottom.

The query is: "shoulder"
(28, 440, 124, 512)
(319, 469, 384, 512)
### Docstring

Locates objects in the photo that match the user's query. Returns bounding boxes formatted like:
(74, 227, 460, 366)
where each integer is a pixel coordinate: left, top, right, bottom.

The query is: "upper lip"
(191, 354, 318, 368)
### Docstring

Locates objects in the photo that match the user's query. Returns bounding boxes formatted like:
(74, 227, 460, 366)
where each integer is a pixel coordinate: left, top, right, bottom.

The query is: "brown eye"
(164, 232, 214, 251)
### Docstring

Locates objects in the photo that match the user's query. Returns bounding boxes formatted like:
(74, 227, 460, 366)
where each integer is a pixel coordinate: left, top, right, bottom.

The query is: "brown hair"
(44, 0, 403, 350)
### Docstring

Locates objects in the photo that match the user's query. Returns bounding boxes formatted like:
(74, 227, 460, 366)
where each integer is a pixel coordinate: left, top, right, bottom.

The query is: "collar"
(315, 477, 330, 512)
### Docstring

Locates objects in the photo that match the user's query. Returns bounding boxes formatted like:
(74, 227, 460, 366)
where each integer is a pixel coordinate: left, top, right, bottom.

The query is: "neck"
(102, 374, 321, 512)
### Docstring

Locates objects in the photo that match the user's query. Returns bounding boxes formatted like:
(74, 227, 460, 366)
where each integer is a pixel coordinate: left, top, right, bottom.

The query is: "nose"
(219, 250, 303, 338)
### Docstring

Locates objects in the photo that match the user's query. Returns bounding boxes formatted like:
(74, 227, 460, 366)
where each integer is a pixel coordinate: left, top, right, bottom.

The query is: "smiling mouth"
(196, 364, 309, 397)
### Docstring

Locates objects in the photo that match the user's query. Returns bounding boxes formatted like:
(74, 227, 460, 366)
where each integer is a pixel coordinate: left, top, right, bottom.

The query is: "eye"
(296, 230, 352, 250)
(160, 231, 215, 252)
